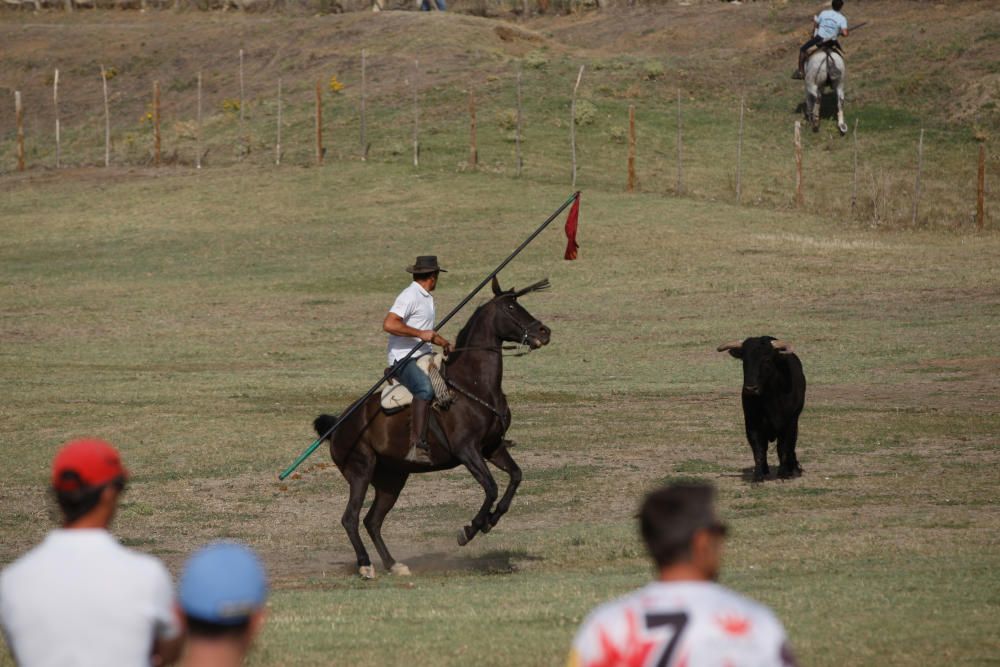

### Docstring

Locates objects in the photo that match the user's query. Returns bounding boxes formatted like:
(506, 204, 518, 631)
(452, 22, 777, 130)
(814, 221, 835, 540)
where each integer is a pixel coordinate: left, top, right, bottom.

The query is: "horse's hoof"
(457, 527, 471, 546)
(390, 563, 412, 577)
(839, 126, 848, 136)
(358, 565, 376, 580)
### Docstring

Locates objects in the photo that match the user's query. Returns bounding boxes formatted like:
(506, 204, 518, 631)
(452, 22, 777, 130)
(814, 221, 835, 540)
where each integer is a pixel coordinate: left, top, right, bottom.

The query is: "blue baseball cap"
(179, 542, 268, 625)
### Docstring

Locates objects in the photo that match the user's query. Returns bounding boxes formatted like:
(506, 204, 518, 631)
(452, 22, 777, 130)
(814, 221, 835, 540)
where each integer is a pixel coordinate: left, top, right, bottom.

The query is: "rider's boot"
(405, 398, 432, 462)
(791, 52, 806, 79)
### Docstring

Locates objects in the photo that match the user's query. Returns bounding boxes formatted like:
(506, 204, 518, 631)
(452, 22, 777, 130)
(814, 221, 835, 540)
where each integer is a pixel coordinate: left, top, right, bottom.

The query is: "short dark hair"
(54, 473, 125, 524)
(639, 483, 723, 569)
(184, 615, 252, 639)
(832, 0, 844, 10)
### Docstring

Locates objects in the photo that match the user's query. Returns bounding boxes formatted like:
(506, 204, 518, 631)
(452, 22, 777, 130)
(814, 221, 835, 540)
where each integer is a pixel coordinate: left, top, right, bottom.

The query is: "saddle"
(807, 40, 844, 57)
(380, 352, 452, 413)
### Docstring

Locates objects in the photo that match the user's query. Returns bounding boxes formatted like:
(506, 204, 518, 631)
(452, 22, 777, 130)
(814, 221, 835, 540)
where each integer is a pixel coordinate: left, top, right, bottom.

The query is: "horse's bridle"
(447, 296, 544, 355)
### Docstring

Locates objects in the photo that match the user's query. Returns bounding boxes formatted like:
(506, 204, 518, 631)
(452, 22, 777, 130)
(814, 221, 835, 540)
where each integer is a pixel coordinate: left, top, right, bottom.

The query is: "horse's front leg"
(836, 83, 848, 135)
(456, 448, 498, 546)
(484, 442, 522, 532)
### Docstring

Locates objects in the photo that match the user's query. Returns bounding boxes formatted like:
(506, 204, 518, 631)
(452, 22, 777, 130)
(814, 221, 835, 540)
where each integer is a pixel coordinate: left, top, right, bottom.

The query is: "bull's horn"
(716, 340, 743, 352)
(771, 340, 794, 353)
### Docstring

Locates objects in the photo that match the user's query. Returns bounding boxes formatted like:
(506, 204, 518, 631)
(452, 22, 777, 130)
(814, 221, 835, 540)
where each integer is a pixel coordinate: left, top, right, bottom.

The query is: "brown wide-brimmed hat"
(405, 255, 447, 274)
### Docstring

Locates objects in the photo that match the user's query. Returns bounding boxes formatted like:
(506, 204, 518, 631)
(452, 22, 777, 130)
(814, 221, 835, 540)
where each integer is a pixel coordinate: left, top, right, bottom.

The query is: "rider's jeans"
(396, 358, 435, 401)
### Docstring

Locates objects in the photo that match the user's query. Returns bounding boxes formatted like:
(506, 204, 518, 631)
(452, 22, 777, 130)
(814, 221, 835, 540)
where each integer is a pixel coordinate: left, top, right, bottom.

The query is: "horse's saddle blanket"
(809, 41, 844, 57)
(380, 352, 446, 413)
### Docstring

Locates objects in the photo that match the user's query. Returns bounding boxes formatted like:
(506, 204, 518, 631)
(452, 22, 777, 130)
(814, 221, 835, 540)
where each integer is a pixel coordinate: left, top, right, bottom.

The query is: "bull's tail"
(313, 414, 339, 440)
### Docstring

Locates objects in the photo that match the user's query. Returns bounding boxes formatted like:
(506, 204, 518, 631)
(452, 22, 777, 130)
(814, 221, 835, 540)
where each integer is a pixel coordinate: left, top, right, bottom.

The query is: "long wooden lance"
(278, 191, 581, 480)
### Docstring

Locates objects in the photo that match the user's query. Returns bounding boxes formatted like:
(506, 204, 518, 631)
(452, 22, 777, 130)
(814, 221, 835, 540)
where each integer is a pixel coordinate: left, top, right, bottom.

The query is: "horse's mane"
(452, 301, 492, 352)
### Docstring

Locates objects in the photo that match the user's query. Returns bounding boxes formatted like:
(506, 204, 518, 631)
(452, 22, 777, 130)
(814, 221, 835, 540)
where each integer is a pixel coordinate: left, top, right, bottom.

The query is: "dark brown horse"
(313, 277, 552, 578)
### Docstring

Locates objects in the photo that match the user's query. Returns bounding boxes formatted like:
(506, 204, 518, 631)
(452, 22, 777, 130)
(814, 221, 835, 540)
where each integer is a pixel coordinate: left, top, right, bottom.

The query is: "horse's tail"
(313, 413, 339, 440)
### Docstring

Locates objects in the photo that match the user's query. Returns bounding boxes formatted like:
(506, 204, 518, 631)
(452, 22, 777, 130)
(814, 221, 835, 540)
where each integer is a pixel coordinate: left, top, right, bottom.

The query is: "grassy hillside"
(1, 163, 998, 665)
(2, 1, 999, 227)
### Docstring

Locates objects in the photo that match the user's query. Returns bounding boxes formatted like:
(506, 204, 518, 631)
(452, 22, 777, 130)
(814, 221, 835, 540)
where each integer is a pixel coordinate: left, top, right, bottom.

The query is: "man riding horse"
(793, 0, 849, 80)
(382, 255, 452, 461)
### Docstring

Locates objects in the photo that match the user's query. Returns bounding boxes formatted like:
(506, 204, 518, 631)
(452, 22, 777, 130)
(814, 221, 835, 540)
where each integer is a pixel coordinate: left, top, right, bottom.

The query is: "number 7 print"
(644, 613, 689, 667)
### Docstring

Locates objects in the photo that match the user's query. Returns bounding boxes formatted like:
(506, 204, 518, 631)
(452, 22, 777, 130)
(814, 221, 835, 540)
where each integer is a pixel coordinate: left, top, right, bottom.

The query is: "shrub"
(574, 100, 598, 126)
(643, 60, 665, 81)
(496, 109, 518, 132)
(524, 51, 548, 70)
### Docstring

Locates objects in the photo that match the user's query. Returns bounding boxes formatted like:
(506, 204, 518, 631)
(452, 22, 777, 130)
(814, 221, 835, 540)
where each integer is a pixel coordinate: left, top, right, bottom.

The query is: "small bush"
(609, 126, 626, 143)
(496, 109, 518, 132)
(524, 51, 548, 70)
(574, 100, 598, 126)
(643, 60, 665, 80)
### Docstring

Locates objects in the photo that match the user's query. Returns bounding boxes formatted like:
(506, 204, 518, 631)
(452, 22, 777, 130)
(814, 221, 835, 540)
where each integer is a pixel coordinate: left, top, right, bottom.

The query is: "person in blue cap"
(178, 542, 269, 667)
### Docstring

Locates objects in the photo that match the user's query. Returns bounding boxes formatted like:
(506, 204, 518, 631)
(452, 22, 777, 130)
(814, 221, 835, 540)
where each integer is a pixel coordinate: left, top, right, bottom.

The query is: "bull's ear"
(728, 348, 744, 359)
(491, 276, 502, 296)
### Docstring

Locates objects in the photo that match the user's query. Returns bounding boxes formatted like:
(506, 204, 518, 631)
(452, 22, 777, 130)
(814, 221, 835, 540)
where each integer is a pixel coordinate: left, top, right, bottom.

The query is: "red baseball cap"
(51, 438, 128, 492)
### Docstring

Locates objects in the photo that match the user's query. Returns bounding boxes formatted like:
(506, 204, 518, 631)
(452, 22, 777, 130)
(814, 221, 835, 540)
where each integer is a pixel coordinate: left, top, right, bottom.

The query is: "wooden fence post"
(627, 104, 636, 193)
(468, 90, 478, 169)
(412, 59, 419, 168)
(676, 88, 684, 195)
(54, 69, 61, 168)
(570, 65, 584, 187)
(196, 71, 202, 169)
(101, 65, 111, 168)
(315, 80, 323, 166)
(276, 77, 282, 166)
(515, 65, 523, 177)
(360, 49, 368, 161)
(736, 94, 745, 203)
(911, 128, 924, 226)
(239, 48, 245, 123)
(976, 143, 986, 230)
(794, 120, 803, 208)
(851, 118, 859, 214)
(153, 80, 161, 167)
(15, 92, 25, 172)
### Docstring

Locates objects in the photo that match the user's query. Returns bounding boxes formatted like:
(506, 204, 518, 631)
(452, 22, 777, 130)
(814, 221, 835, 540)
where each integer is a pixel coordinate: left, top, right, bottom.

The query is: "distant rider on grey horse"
(382, 256, 452, 459)
(793, 0, 849, 80)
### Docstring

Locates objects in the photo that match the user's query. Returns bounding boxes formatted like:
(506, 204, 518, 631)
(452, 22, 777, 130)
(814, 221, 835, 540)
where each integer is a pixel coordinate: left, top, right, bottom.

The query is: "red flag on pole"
(564, 192, 580, 260)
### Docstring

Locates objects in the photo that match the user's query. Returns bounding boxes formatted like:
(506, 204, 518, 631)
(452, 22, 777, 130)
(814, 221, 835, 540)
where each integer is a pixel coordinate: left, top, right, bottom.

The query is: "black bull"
(718, 336, 806, 482)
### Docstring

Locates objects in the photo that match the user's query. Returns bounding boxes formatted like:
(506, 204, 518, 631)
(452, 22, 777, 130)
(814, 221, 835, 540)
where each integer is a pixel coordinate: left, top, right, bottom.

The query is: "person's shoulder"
(707, 583, 786, 632)
(107, 540, 172, 582)
(0, 535, 56, 583)
(576, 587, 645, 634)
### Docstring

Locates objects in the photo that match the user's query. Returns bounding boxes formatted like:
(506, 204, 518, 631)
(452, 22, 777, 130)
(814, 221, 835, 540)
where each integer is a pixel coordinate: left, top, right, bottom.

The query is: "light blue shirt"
(814, 9, 847, 41)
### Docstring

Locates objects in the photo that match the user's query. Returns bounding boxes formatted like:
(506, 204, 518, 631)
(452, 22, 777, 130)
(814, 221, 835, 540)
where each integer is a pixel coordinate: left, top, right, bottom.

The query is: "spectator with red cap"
(0, 438, 183, 667)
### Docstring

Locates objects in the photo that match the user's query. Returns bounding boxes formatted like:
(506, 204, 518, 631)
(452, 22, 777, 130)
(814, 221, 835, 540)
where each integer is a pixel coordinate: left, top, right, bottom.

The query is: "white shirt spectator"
(569, 580, 796, 667)
(386, 281, 435, 365)
(0, 529, 181, 667)
(814, 9, 847, 41)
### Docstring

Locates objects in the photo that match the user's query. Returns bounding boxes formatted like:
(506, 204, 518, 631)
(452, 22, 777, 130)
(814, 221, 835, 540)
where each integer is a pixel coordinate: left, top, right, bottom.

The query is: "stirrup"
(791, 70, 804, 80)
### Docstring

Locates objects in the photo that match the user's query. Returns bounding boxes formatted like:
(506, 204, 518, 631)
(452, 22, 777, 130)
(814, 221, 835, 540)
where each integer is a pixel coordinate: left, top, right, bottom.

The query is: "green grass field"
(2, 2, 1000, 664)
(1, 160, 998, 665)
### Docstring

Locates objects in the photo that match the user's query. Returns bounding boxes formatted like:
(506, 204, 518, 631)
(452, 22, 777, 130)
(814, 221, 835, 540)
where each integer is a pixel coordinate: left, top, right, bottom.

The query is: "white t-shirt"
(386, 281, 435, 365)
(568, 581, 797, 667)
(814, 9, 847, 40)
(0, 529, 181, 667)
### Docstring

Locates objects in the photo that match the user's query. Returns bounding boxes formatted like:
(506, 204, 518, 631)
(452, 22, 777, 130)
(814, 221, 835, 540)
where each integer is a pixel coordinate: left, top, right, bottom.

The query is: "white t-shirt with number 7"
(568, 580, 797, 667)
